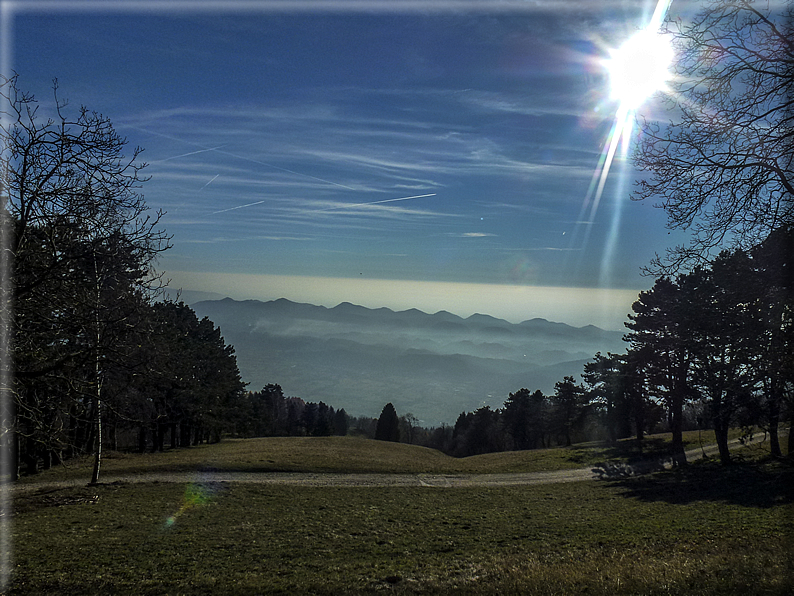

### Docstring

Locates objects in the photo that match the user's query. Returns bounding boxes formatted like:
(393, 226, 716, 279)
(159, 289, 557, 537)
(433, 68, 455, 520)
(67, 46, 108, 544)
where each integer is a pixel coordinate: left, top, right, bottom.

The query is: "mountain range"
(191, 298, 627, 425)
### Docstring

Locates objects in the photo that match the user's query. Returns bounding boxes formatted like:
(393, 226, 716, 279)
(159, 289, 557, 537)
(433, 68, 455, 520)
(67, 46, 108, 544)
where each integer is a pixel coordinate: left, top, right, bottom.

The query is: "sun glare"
(572, 0, 673, 286)
(607, 29, 673, 109)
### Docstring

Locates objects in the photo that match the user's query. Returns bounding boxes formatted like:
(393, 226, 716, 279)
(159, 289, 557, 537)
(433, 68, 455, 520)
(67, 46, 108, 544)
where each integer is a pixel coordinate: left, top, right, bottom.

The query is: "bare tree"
(633, 0, 794, 274)
(0, 75, 171, 481)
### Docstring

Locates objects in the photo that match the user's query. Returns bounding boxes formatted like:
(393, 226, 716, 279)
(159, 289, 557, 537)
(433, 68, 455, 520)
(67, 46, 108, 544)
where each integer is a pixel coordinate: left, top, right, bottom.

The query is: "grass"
(16, 427, 781, 484)
(8, 433, 793, 594)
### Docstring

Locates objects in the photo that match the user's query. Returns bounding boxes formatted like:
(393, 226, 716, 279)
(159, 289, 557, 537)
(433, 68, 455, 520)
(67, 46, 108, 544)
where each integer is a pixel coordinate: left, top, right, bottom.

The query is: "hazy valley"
(192, 298, 626, 424)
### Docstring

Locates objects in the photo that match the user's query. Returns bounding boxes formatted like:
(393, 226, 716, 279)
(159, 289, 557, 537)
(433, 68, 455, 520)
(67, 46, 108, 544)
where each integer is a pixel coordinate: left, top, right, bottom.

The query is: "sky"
(5, 0, 701, 329)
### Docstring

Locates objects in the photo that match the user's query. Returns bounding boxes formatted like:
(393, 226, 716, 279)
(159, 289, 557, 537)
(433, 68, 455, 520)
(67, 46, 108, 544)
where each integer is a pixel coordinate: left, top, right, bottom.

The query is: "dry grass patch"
(9, 456, 793, 595)
(18, 430, 760, 485)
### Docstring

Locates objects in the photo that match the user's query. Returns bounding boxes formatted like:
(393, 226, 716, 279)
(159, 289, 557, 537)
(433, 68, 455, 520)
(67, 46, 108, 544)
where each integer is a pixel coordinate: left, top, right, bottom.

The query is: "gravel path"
(10, 431, 782, 493)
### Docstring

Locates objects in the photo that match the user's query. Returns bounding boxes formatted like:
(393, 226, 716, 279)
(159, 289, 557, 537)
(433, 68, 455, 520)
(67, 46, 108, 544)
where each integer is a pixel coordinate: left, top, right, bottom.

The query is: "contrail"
(213, 148, 358, 191)
(158, 145, 227, 162)
(317, 193, 437, 212)
(130, 125, 356, 190)
(212, 200, 266, 215)
(211, 193, 437, 217)
(199, 174, 220, 191)
(358, 193, 437, 206)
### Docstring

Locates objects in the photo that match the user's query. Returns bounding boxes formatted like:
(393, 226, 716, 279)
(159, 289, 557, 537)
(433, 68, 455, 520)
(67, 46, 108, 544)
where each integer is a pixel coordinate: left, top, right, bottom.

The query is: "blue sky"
(7, 0, 698, 328)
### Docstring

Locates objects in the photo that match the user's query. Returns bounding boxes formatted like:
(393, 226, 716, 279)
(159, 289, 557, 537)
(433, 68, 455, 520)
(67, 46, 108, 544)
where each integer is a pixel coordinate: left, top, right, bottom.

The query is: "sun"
(607, 29, 673, 109)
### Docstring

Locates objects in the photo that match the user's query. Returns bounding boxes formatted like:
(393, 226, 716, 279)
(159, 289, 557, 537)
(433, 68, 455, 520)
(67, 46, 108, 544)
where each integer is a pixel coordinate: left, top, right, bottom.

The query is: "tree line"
(425, 0, 794, 464)
(393, 229, 791, 463)
(242, 384, 348, 438)
(0, 75, 361, 481)
(0, 75, 254, 481)
(3, 0, 791, 477)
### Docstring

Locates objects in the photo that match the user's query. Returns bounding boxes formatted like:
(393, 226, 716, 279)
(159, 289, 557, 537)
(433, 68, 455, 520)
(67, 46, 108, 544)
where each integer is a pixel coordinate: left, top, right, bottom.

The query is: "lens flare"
(164, 482, 213, 529)
(607, 29, 673, 110)
(569, 0, 673, 286)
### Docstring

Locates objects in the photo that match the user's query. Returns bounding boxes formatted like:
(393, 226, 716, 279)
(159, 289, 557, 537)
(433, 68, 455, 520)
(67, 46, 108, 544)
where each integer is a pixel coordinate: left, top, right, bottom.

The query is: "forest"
(425, 231, 793, 462)
(2, 0, 793, 482)
(0, 75, 251, 481)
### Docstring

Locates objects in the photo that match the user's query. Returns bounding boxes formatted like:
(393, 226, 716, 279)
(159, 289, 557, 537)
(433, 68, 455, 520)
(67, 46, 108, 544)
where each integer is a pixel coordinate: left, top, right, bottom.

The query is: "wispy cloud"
(181, 234, 313, 244)
(13, 1, 656, 18)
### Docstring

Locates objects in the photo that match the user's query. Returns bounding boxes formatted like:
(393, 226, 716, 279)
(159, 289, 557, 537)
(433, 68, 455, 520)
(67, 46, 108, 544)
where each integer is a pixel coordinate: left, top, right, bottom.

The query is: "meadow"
(7, 433, 793, 595)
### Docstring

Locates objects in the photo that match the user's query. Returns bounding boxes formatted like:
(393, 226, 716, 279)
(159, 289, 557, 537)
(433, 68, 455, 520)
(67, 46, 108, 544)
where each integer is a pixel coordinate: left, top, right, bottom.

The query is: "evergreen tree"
(751, 225, 794, 457)
(583, 353, 633, 443)
(625, 278, 692, 465)
(332, 408, 349, 436)
(550, 376, 587, 447)
(503, 389, 533, 450)
(374, 402, 400, 442)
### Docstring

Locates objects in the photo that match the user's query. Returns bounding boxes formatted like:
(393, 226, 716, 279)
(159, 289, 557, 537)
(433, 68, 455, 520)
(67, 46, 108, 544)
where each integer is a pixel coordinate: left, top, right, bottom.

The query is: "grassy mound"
(16, 427, 785, 485)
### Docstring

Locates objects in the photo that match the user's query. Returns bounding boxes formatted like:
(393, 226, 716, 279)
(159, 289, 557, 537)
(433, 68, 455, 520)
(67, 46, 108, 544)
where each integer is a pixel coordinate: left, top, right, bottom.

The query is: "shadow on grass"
(568, 437, 674, 466)
(604, 458, 793, 508)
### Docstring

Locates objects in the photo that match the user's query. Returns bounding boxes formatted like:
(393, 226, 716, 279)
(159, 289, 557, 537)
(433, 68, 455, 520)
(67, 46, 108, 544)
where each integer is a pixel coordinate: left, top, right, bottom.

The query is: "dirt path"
(10, 431, 782, 493)
(10, 467, 596, 494)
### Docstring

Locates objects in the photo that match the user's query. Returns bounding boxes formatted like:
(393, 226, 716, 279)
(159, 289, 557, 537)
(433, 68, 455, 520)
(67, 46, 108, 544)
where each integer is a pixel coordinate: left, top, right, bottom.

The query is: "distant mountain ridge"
(192, 298, 626, 425)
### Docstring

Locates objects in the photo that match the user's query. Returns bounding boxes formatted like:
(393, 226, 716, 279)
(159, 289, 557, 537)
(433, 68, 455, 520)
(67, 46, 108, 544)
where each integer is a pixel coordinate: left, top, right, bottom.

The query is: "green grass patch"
(10, 458, 793, 595)
(15, 436, 599, 484)
(18, 428, 785, 486)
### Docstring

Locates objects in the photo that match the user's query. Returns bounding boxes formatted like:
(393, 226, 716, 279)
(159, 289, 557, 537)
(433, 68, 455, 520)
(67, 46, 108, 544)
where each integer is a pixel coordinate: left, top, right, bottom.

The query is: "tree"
(625, 278, 693, 465)
(633, 0, 794, 273)
(503, 388, 546, 450)
(0, 75, 170, 480)
(399, 412, 419, 444)
(374, 402, 400, 442)
(332, 408, 349, 436)
(681, 254, 760, 464)
(503, 388, 531, 450)
(751, 225, 794, 457)
(450, 406, 503, 457)
(146, 302, 246, 448)
(246, 384, 287, 437)
(583, 353, 633, 444)
(550, 376, 587, 447)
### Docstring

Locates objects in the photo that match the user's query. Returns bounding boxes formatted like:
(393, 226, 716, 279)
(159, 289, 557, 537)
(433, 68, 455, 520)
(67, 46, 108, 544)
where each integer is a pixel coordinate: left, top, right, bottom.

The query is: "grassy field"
(13, 427, 773, 482)
(8, 434, 793, 594)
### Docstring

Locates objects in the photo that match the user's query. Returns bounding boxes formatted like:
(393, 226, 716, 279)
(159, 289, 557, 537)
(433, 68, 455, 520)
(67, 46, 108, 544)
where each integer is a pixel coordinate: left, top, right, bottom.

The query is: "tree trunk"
(41, 450, 52, 470)
(23, 435, 38, 475)
(180, 422, 191, 448)
(138, 426, 147, 453)
(89, 260, 103, 486)
(670, 377, 687, 466)
(8, 432, 19, 482)
(170, 423, 178, 450)
(109, 417, 118, 452)
(670, 406, 686, 466)
(714, 419, 731, 465)
(83, 416, 95, 458)
(90, 396, 102, 484)
(633, 387, 645, 448)
(768, 417, 781, 458)
(152, 424, 163, 453)
(767, 396, 782, 458)
(66, 408, 78, 459)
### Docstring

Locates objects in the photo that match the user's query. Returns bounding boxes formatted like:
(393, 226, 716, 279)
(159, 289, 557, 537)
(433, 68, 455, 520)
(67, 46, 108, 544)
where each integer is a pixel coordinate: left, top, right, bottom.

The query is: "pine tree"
(374, 402, 400, 442)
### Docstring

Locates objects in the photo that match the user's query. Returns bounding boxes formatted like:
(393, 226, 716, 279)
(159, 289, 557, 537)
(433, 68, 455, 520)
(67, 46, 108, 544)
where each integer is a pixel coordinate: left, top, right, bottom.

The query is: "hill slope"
(192, 298, 625, 424)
